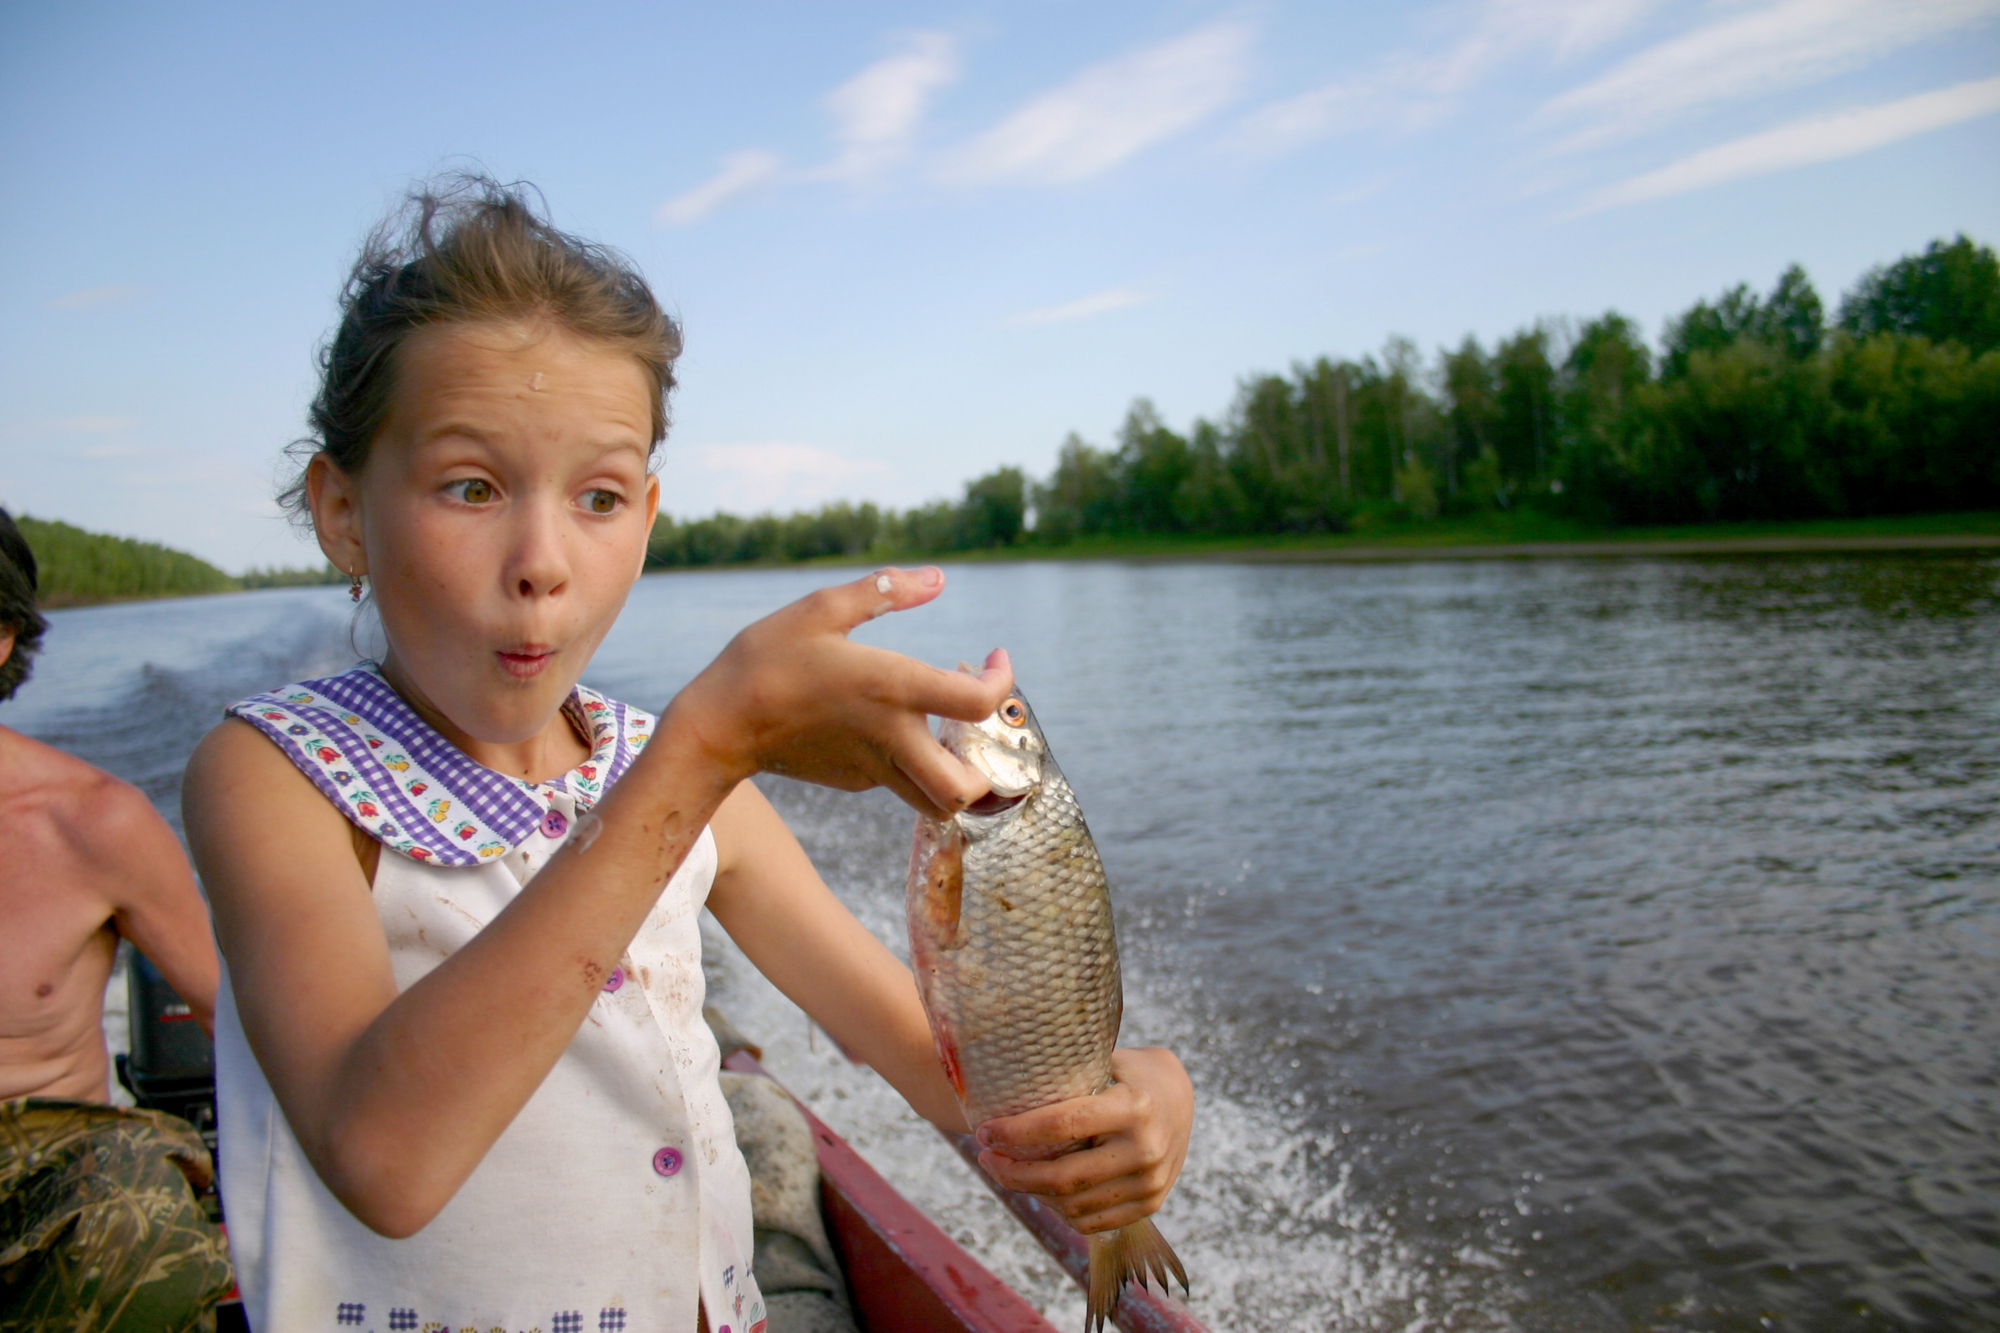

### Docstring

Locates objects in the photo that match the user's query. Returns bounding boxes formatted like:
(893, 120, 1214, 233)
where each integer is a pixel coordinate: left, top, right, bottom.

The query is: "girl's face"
(311, 321, 660, 756)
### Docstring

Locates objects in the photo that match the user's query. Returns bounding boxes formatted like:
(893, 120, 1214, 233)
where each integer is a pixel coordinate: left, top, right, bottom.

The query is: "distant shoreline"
(642, 509, 2000, 573)
(38, 512, 2000, 608)
(1180, 531, 2000, 564)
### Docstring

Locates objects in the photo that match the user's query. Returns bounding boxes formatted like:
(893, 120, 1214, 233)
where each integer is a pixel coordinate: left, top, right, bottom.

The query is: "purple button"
(539, 808, 568, 839)
(603, 967, 624, 993)
(652, 1146, 683, 1177)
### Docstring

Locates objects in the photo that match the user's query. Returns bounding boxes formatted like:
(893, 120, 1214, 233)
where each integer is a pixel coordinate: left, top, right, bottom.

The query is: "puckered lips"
(496, 643, 556, 679)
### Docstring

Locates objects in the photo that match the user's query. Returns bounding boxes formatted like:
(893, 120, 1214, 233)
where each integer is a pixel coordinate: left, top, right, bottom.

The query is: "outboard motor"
(114, 949, 217, 1151)
(114, 949, 247, 1330)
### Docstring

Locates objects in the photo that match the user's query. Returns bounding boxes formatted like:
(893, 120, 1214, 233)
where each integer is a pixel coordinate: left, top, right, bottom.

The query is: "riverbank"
(644, 508, 2000, 573)
(18, 514, 342, 608)
(29, 510, 2000, 605)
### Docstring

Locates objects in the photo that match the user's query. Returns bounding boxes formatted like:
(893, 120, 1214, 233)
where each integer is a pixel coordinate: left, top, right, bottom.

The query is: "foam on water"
(724, 778, 1493, 1333)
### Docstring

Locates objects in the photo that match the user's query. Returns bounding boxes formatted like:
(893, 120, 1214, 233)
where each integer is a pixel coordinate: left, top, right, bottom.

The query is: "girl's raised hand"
(972, 1047, 1195, 1233)
(667, 566, 1012, 819)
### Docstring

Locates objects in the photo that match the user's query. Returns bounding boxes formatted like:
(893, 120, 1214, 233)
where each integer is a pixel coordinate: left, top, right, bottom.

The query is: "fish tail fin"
(1085, 1217, 1189, 1331)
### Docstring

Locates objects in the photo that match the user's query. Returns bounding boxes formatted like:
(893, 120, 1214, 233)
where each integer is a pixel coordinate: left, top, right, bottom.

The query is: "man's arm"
(92, 777, 221, 1035)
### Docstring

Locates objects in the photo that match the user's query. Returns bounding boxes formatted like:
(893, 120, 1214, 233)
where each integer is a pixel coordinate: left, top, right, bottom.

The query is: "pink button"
(540, 808, 568, 839)
(652, 1146, 683, 1177)
(604, 967, 624, 993)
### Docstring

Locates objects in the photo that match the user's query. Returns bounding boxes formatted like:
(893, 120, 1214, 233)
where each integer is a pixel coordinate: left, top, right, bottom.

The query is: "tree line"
(645, 233, 2000, 568)
(15, 514, 345, 606)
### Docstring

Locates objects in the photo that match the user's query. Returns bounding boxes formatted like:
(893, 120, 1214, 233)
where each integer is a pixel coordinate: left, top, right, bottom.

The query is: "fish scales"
(906, 685, 1187, 1333)
(918, 754, 1121, 1126)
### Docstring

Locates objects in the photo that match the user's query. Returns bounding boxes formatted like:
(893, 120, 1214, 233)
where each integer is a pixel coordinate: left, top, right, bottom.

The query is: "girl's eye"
(583, 489, 622, 515)
(1001, 700, 1027, 727)
(447, 478, 495, 504)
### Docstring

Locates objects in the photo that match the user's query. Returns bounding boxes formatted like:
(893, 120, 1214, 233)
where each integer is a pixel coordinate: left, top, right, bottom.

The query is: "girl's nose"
(508, 497, 571, 598)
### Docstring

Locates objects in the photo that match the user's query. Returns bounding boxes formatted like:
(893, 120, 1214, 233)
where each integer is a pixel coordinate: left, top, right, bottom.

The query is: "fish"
(906, 685, 1188, 1332)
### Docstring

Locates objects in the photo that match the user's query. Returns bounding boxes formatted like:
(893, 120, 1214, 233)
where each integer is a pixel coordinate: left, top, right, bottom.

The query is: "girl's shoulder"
(225, 663, 656, 869)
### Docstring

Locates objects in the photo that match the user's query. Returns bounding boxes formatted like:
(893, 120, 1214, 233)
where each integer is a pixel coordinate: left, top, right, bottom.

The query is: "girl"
(182, 177, 1192, 1333)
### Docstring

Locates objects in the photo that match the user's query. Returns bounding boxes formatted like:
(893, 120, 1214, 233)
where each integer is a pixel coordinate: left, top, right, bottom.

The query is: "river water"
(14, 554, 1999, 1332)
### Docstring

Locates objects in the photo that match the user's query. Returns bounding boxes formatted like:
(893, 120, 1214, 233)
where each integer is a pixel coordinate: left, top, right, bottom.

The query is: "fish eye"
(1000, 700, 1027, 727)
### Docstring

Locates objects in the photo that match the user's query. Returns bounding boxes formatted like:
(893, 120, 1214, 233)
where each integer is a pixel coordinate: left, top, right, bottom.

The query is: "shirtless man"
(0, 509, 233, 1331)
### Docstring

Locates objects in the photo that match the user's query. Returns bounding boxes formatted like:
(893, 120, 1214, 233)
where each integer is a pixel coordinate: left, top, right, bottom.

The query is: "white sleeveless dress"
(215, 663, 767, 1333)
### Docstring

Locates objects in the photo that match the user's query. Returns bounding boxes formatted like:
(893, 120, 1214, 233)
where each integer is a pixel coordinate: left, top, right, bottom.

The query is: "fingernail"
(921, 566, 943, 588)
(976, 1127, 993, 1146)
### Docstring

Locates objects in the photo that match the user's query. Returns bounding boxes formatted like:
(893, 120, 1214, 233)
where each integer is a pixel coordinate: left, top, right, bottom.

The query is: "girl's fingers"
(816, 566, 947, 634)
(1062, 1198, 1161, 1235)
(879, 759, 956, 823)
(978, 1137, 1145, 1196)
(980, 1084, 1129, 1152)
(890, 714, 993, 814)
(924, 647, 1014, 722)
(975, 1143, 1173, 1231)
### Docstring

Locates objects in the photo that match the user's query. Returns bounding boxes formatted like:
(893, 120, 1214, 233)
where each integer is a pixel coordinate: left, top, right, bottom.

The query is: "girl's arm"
(707, 782, 1193, 1235)
(186, 568, 1010, 1239)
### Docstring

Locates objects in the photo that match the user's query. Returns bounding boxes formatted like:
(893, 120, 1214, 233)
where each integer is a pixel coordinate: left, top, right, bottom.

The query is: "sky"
(2, 0, 1996, 573)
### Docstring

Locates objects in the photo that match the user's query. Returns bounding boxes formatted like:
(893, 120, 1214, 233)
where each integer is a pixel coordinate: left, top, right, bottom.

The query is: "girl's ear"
(307, 452, 367, 578)
(636, 472, 661, 582)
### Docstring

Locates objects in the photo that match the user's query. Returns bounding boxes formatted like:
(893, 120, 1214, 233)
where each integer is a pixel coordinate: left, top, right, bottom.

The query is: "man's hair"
(0, 509, 48, 701)
(279, 172, 681, 526)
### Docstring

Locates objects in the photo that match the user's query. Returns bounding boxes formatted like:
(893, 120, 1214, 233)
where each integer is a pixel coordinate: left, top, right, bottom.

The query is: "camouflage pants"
(0, 1098, 234, 1333)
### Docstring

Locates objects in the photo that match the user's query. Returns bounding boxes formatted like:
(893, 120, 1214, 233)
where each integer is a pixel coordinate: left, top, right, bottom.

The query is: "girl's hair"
(280, 173, 681, 525)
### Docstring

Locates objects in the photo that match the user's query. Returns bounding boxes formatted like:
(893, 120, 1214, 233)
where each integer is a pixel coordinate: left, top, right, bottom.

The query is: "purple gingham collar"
(228, 662, 654, 867)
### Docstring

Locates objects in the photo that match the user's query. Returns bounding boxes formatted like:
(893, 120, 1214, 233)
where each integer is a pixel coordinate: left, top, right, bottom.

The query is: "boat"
(118, 954, 1207, 1333)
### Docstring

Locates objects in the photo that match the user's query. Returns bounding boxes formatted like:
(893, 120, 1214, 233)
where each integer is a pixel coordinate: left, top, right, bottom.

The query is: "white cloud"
(1240, 0, 1666, 152)
(655, 150, 786, 226)
(1584, 76, 2000, 210)
(675, 442, 890, 513)
(46, 284, 143, 311)
(940, 23, 1254, 185)
(819, 32, 959, 181)
(1004, 286, 1152, 328)
(1544, 0, 2000, 149)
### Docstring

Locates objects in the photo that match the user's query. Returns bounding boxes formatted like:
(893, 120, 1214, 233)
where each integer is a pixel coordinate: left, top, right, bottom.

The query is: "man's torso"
(0, 729, 123, 1102)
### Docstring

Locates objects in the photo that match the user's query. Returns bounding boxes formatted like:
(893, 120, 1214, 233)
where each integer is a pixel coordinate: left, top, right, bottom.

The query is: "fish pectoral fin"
(913, 819, 968, 951)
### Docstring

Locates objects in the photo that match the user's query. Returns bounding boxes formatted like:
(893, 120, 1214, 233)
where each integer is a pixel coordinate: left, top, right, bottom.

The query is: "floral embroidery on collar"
(228, 662, 654, 866)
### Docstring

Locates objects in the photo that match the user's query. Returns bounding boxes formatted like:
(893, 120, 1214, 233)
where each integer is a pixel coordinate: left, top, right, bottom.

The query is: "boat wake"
(719, 779, 1510, 1333)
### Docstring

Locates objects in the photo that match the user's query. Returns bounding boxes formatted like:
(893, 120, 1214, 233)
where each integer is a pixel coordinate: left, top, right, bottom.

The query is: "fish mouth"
(964, 789, 1027, 817)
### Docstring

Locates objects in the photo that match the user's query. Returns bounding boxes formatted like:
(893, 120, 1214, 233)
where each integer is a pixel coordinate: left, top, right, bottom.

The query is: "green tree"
(1113, 399, 1193, 533)
(1031, 434, 1119, 542)
(1491, 327, 1555, 487)
(1649, 340, 1833, 521)
(1439, 336, 1498, 507)
(1663, 265, 1824, 378)
(1227, 369, 1349, 531)
(1820, 333, 2000, 513)
(1763, 264, 1826, 360)
(893, 500, 961, 553)
(1556, 313, 1653, 514)
(1840, 234, 2000, 354)
(958, 466, 1027, 548)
